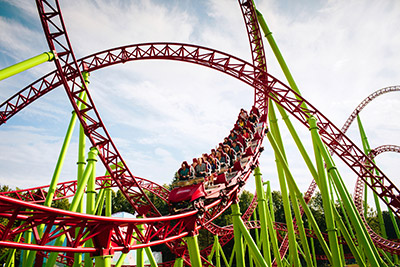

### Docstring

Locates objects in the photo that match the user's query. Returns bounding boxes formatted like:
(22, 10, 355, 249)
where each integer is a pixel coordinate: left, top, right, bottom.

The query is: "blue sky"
(0, 0, 399, 204)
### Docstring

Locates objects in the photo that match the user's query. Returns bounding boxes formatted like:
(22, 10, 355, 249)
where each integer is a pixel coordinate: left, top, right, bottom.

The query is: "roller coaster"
(0, 1, 399, 266)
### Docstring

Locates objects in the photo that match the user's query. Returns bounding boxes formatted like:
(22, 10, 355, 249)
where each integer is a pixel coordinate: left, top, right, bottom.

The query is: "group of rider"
(176, 107, 260, 185)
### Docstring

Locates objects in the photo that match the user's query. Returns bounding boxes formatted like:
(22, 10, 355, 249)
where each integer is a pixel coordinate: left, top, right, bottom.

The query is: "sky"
(0, 0, 399, 208)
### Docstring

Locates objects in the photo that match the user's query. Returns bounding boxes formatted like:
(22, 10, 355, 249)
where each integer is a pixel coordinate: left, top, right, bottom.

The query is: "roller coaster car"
(168, 180, 207, 213)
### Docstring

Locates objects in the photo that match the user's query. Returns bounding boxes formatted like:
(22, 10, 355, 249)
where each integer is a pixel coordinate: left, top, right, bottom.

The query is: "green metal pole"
(84, 144, 97, 267)
(266, 130, 333, 264)
(310, 236, 317, 267)
(332, 206, 366, 266)
(0, 51, 54, 81)
(268, 114, 313, 266)
(77, 72, 89, 213)
(309, 117, 342, 266)
(95, 189, 106, 215)
(94, 255, 112, 267)
(265, 181, 283, 267)
(268, 103, 300, 267)
(75, 72, 89, 266)
(253, 210, 261, 250)
(46, 148, 99, 267)
(311, 119, 383, 267)
(173, 257, 184, 267)
(255, 10, 302, 96)
(218, 240, 230, 266)
(357, 115, 387, 237)
(254, 167, 271, 264)
(232, 201, 245, 267)
(214, 235, 221, 267)
(25, 90, 87, 266)
(136, 221, 144, 267)
(186, 234, 202, 267)
(22, 227, 32, 266)
(232, 203, 268, 267)
(5, 232, 23, 267)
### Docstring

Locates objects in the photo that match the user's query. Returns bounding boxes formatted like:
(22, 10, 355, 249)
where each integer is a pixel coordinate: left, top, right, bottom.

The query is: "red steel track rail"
(353, 145, 400, 255)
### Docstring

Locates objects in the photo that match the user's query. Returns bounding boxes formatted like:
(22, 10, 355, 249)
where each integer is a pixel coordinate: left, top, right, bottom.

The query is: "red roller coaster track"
(0, 0, 399, 263)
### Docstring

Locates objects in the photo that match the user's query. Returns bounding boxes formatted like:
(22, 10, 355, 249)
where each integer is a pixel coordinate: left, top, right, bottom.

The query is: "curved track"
(0, 0, 399, 263)
(353, 145, 400, 255)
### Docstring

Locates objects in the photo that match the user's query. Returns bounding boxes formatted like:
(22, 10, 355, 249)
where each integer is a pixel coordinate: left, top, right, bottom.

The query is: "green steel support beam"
(208, 235, 229, 267)
(207, 236, 218, 266)
(266, 130, 333, 264)
(75, 72, 89, 266)
(94, 255, 112, 267)
(310, 117, 383, 267)
(232, 203, 268, 267)
(173, 257, 183, 267)
(26, 89, 87, 266)
(95, 189, 106, 215)
(265, 181, 283, 267)
(268, 107, 313, 266)
(4, 231, 23, 267)
(186, 234, 202, 267)
(46, 148, 99, 267)
(253, 210, 261, 249)
(268, 102, 300, 267)
(77, 71, 89, 214)
(332, 206, 366, 266)
(357, 115, 388, 239)
(256, 11, 298, 93)
(309, 117, 342, 266)
(84, 140, 97, 267)
(0, 51, 54, 81)
(218, 238, 230, 267)
(310, 236, 316, 267)
(22, 228, 32, 266)
(145, 246, 159, 267)
(137, 219, 145, 267)
(254, 167, 271, 264)
(232, 201, 245, 267)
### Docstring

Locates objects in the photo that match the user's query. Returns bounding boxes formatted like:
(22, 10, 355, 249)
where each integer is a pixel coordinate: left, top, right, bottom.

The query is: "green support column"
(186, 234, 202, 267)
(46, 148, 99, 267)
(136, 219, 145, 267)
(268, 102, 300, 267)
(232, 203, 268, 267)
(22, 228, 32, 266)
(75, 72, 89, 267)
(332, 207, 366, 266)
(265, 181, 283, 267)
(311, 120, 383, 267)
(0, 51, 54, 81)
(266, 131, 333, 264)
(84, 142, 97, 267)
(94, 255, 112, 267)
(357, 115, 388, 239)
(231, 202, 245, 267)
(309, 117, 342, 266)
(214, 235, 221, 267)
(4, 231, 23, 267)
(254, 167, 271, 264)
(173, 257, 184, 267)
(268, 111, 313, 266)
(25, 89, 87, 266)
